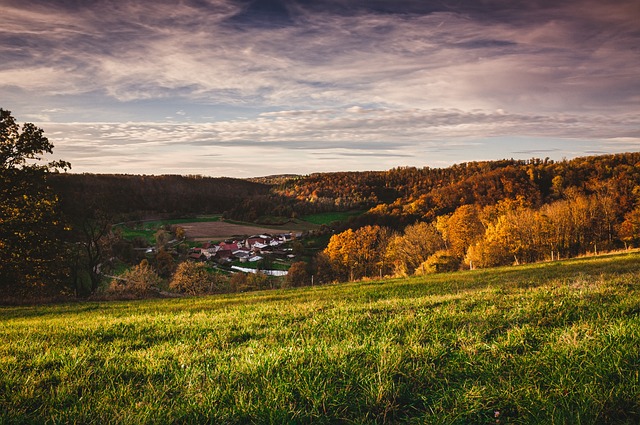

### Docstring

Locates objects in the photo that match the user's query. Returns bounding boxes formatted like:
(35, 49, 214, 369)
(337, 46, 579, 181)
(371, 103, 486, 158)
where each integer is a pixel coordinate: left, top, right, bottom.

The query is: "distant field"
(2, 252, 640, 424)
(181, 220, 301, 241)
(116, 216, 222, 243)
(301, 210, 364, 225)
(117, 216, 317, 243)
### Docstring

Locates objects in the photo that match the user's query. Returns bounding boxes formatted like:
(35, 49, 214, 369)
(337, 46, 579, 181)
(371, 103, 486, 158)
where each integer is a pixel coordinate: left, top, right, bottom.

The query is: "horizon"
(2, 0, 639, 178)
(51, 150, 632, 181)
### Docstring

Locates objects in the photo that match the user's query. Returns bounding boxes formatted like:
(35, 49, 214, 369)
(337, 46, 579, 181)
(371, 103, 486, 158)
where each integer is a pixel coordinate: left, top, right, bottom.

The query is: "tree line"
(49, 172, 271, 221)
(318, 188, 640, 283)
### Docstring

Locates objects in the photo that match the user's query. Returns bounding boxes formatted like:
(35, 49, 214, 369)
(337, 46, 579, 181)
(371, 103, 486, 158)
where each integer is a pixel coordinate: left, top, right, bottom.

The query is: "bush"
(415, 250, 460, 275)
(465, 239, 511, 269)
(248, 271, 271, 290)
(229, 271, 272, 292)
(169, 261, 217, 295)
(107, 259, 162, 297)
(285, 261, 310, 287)
(230, 272, 248, 292)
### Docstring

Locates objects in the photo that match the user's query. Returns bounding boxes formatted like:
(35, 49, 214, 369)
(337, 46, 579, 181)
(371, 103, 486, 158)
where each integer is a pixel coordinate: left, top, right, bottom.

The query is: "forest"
(2, 107, 640, 301)
(49, 173, 271, 220)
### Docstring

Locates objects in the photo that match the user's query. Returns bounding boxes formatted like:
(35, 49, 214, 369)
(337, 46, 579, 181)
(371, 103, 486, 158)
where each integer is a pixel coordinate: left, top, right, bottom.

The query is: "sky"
(1, 0, 639, 178)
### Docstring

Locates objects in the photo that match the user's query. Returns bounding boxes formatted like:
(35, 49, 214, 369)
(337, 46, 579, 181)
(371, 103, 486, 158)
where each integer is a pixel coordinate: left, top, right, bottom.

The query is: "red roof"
(219, 242, 239, 251)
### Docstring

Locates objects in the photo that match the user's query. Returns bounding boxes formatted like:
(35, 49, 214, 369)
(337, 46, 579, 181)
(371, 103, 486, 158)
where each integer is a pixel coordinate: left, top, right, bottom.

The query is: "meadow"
(300, 210, 364, 226)
(116, 216, 223, 244)
(1, 252, 639, 424)
(116, 215, 321, 244)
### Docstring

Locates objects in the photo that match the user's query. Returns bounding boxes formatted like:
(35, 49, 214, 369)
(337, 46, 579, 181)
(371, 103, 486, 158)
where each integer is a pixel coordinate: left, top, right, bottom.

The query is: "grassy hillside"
(1, 253, 640, 424)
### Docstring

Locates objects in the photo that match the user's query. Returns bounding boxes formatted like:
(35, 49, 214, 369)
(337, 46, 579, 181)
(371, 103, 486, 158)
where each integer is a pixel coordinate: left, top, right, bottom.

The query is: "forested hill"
(49, 173, 271, 221)
(50, 152, 640, 227)
(253, 152, 639, 225)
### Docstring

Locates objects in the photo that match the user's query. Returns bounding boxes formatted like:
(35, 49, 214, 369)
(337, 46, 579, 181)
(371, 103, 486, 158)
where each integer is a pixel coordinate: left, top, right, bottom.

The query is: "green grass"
(116, 216, 221, 243)
(301, 210, 364, 225)
(2, 252, 640, 424)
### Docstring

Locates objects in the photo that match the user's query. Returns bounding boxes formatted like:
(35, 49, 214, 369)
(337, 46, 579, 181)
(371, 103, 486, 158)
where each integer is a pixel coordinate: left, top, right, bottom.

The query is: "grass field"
(2, 252, 640, 424)
(116, 215, 319, 243)
(116, 216, 222, 243)
(301, 210, 364, 225)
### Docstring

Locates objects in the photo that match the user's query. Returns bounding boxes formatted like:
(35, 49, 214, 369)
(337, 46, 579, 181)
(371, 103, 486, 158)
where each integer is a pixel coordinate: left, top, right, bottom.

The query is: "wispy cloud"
(42, 108, 640, 176)
(1, 0, 638, 175)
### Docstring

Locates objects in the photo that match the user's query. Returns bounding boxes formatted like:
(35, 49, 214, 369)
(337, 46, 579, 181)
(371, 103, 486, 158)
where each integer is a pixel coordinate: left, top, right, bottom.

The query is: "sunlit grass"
(1, 252, 639, 423)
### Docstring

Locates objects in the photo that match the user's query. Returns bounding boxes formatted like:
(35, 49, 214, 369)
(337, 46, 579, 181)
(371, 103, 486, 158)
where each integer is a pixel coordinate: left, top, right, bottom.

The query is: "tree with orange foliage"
(618, 205, 640, 249)
(385, 222, 444, 276)
(324, 225, 390, 281)
(437, 205, 485, 261)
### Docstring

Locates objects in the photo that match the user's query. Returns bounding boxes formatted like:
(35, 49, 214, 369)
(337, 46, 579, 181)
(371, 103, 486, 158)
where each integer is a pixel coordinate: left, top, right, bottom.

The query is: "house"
(219, 241, 239, 251)
(200, 242, 219, 254)
(252, 242, 269, 250)
(233, 250, 252, 262)
(188, 251, 207, 261)
(214, 249, 234, 262)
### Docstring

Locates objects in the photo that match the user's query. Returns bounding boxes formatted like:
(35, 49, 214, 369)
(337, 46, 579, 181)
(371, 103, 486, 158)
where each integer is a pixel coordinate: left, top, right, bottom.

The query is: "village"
(186, 232, 304, 276)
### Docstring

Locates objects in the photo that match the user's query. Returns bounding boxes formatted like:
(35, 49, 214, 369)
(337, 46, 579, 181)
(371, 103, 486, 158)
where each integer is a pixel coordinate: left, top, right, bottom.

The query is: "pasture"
(1, 252, 639, 424)
(117, 216, 319, 243)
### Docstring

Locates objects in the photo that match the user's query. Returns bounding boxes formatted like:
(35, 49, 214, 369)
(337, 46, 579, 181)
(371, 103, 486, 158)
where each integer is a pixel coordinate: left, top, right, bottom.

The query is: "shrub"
(248, 271, 271, 290)
(107, 259, 162, 297)
(169, 261, 214, 295)
(230, 272, 248, 292)
(415, 250, 460, 275)
(286, 261, 310, 287)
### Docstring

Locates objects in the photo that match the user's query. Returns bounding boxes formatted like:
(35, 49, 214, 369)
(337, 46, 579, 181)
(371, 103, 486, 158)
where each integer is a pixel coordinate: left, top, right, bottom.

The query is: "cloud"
(1, 0, 639, 176)
(2, 0, 639, 113)
(39, 107, 640, 176)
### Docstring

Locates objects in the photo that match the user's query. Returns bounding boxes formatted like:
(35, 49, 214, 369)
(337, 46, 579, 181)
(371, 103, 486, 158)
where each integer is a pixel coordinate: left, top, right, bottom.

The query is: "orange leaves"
(324, 225, 390, 281)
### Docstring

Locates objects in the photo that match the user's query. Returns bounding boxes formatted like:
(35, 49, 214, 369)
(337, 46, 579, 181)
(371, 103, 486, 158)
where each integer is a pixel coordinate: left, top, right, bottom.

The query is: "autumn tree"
(385, 221, 444, 276)
(311, 251, 335, 284)
(155, 229, 171, 250)
(247, 271, 271, 290)
(324, 225, 390, 281)
(230, 272, 248, 292)
(537, 192, 613, 258)
(539, 199, 573, 259)
(155, 248, 176, 278)
(286, 261, 310, 287)
(107, 259, 162, 297)
(0, 108, 70, 296)
(170, 261, 227, 295)
(73, 209, 114, 295)
(617, 205, 640, 249)
(172, 225, 186, 240)
(437, 204, 484, 263)
(466, 207, 544, 268)
(415, 250, 459, 274)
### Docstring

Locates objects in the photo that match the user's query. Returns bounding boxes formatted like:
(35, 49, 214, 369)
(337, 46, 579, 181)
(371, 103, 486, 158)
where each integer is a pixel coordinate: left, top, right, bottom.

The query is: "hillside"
(269, 152, 640, 222)
(47, 153, 640, 225)
(2, 252, 639, 424)
(48, 173, 272, 221)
